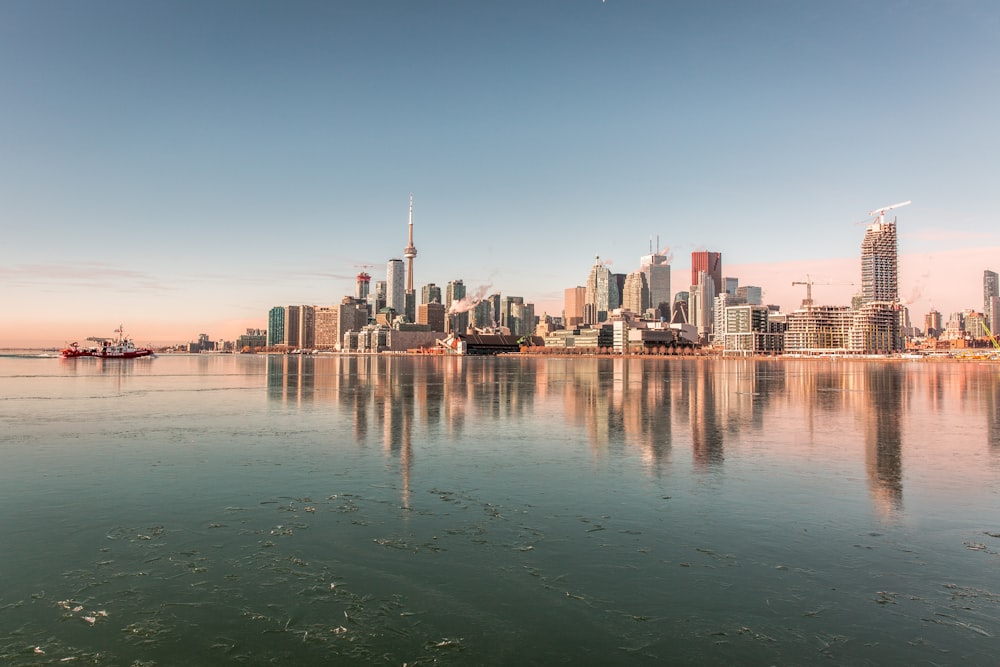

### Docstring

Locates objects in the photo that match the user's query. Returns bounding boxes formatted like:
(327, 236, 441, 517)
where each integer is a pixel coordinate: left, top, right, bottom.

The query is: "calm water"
(1, 354, 998, 665)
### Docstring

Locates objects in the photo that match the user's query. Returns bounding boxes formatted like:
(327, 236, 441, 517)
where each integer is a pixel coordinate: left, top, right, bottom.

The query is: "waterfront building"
(860, 220, 898, 303)
(283, 305, 300, 348)
(691, 251, 722, 298)
(712, 291, 746, 344)
(857, 214, 902, 352)
(564, 286, 586, 328)
(622, 271, 650, 314)
(298, 305, 316, 349)
(640, 252, 671, 313)
(721, 304, 782, 355)
(584, 257, 620, 324)
(236, 328, 266, 352)
(386, 259, 405, 317)
(315, 306, 338, 349)
(267, 306, 284, 347)
(849, 303, 900, 353)
(784, 305, 853, 353)
(339, 299, 370, 342)
(417, 301, 446, 331)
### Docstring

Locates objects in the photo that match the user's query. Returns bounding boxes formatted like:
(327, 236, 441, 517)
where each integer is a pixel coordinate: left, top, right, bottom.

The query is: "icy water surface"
(1, 354, 998, 665)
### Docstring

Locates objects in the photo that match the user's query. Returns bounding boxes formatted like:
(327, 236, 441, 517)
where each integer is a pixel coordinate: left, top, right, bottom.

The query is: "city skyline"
(3, 2, 999, 347)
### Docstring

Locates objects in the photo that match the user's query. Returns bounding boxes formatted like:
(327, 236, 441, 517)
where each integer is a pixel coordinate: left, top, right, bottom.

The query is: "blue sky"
(2, 1, 998, 345)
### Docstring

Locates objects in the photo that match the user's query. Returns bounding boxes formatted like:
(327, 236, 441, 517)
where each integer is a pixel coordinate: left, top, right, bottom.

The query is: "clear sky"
(2, 1, 998, 347)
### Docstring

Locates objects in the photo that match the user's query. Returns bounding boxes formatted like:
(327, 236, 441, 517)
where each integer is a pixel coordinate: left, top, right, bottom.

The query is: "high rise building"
(924, 309, 942, 337)
(368, 280, 386, 314)
(622, 271, 649, 314)
(486, 293, 501, 326)
(688, 271, 716, 341)
(298, 305, 316, 349)
(421, 283, 442, 305)
(736, 285, 763, 305)
(355, 271, 371, 301)
(417, 302, 446, 331)
(857, 212, 902, 352)
(386, 259, 405, 316)
(984, 270, 998, 323)
(283, 305, 300, 348)
(470, 299, 494, 330)
(315, 306, 338, 349)
(446, 280, 467, 333)
(584, 257, 619, 324)
(510, 301, 535, 337)
(564, 286, 586, 328)
(860, 220, 898, 303)
(500, 296, 524, 333)
(640, 251, 671, 312)
(691, 251, 722, 299)
(267, 306, 284, 347)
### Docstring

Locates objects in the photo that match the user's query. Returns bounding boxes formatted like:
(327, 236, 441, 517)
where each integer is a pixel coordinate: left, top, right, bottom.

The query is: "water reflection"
(264, 356, 1000, 515)
(863, 364, 904, 518)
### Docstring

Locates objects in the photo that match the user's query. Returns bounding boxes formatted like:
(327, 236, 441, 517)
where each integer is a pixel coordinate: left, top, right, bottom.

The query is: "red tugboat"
(61, 326, 153, 359)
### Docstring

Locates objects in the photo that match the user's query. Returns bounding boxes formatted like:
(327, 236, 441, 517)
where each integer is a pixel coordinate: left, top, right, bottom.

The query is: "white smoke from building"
(448, 283, 493, 314)
(655, 245, 674, 264)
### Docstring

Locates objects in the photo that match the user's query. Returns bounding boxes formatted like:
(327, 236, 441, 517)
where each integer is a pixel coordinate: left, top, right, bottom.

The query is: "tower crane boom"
(869, 200, 911, 224)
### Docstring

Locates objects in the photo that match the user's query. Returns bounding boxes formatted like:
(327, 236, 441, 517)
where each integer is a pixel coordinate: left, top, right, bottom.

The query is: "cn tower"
(404, 193, 417, 293)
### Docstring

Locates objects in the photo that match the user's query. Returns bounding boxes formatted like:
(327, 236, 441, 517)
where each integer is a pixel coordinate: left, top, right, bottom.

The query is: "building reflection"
(258, 356, 1000, 517)
(862, 364, 905, 518)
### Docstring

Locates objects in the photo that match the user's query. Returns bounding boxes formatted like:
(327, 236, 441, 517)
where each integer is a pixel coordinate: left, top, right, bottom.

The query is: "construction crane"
(868, 200, 911, 225)
(792, 275, 857, 309)
(983, 322, 1000, 352)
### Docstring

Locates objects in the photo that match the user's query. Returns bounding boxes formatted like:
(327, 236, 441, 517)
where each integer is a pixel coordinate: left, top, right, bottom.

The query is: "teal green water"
(1, 355, 998, 665)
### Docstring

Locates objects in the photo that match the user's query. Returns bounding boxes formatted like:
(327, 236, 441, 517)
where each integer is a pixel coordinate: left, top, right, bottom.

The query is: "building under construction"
(784, 305, 853, 354)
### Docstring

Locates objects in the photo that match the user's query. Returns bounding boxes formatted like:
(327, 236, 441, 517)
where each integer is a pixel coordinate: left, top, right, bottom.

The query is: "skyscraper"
(691, 251, 722, 298)
(386, 259, 405, 316)
(564, 286, 586, 328)
(267, 306, 284, 347)
(584, 257, 619, 324)
(355, 271, 371, 301)
(283, 305, 301, 347)
(446, 279, 467, 333)
(860, 220, 898, 303)
(421, 283, 441, 305)
(857, 212, 901, 352)
(640, 251, 671, 312)
(984, 270, 998, 321)
(622, 271, 650, 314)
